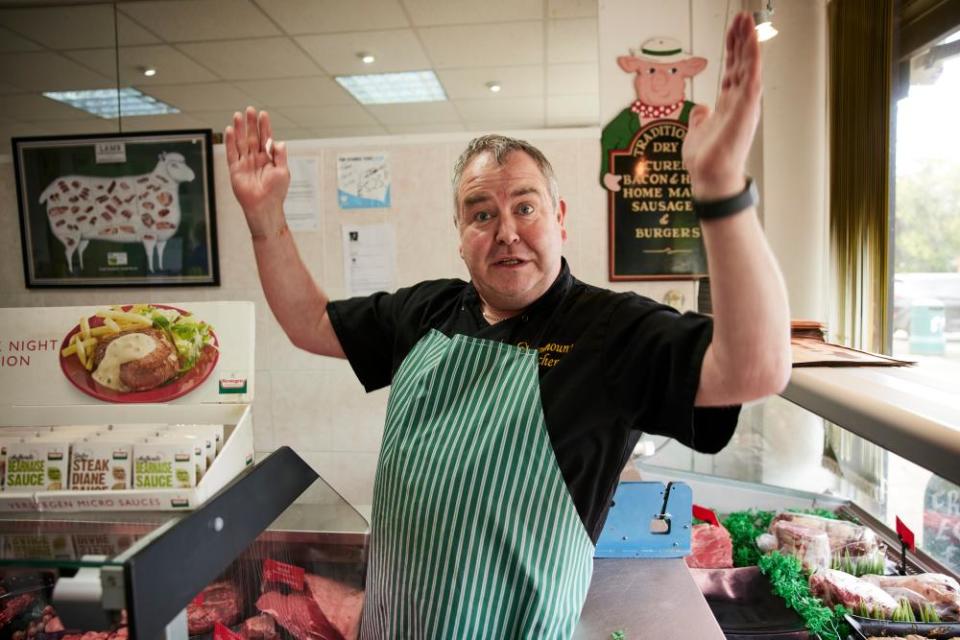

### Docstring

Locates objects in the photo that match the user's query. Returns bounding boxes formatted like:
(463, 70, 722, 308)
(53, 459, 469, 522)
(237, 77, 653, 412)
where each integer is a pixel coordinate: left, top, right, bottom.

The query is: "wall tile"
(297, 449, 380, 509)
(252, 369, 274, 452)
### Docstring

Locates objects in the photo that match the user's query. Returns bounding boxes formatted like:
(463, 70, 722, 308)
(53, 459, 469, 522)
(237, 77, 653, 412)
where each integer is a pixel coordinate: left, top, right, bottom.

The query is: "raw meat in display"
(772, 512, 878, 554)
(861, 573, 960, 621)
(241, 615, 277, 640)
(44, 616, 65, 632)
(0, 594, 35, 626)
(304, 574, 364, 640)
(187, 581, 242, 635)
(809, 568, 898, 617)
(256, 591, 344, 640)
(755, 532, 778, 553)
(771, 520, 831, 571)
(685, 523, 734, 568)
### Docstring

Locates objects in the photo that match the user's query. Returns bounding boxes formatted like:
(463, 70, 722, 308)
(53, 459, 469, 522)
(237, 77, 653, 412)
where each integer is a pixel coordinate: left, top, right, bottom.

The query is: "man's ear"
(557, 199, 568, 241)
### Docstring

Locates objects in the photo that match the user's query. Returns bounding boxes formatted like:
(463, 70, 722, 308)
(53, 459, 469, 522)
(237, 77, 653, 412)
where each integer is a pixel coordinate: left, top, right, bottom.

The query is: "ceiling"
(0, 0, 601, 146)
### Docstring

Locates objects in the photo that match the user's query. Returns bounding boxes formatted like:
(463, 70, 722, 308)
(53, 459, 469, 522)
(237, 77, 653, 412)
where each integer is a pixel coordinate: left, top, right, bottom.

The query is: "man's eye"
(474, 211, 492, 222)
(517, 204, 535, 215)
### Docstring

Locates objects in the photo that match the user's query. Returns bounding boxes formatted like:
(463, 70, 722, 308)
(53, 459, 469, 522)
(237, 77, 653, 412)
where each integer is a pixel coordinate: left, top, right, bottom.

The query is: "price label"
(263, 558, 305, 591)
(692, 504, 720, 527)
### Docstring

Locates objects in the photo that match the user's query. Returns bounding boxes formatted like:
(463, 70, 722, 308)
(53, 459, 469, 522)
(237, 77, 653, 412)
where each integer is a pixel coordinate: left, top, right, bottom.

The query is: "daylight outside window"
(893, 28, 960, 379)
(892, 26, 960, 576)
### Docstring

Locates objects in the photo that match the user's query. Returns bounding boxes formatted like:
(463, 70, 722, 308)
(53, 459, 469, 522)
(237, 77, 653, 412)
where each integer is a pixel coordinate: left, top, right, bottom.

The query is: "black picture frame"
(12, 129, 219, 288)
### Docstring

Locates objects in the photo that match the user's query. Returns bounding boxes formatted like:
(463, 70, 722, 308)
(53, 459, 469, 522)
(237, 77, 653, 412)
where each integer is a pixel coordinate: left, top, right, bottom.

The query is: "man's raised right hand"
(225, 107, 291, 238)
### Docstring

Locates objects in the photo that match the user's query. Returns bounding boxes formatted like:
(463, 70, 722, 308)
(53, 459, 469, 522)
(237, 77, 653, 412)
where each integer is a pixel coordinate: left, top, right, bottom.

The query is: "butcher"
(225, 12, 790, 638)
(601, 36, 707, 191)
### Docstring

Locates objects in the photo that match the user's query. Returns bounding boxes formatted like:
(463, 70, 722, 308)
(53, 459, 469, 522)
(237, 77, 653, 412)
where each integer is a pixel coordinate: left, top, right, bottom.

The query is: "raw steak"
(685, 523, 734, 568)
(809, 568, 898, 617)
(305, 574, 364, 640)
(187, 581, 242, 635)
(772, 520, 831, 571)
(772, 512, 878, 554)
(861, 573, 960, 621)
(241, 615, 277, 640)
(256, 591, 343, 640)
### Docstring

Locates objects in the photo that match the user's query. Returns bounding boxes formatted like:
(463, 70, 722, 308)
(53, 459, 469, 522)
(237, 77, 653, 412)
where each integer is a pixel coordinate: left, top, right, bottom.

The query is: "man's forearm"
(699, 207, 792, 400)
(250, 218, 341, 357)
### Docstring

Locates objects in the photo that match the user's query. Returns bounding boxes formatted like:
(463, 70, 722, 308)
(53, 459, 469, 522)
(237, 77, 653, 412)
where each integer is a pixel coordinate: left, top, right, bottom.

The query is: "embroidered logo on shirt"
(517, 341, 574, 368)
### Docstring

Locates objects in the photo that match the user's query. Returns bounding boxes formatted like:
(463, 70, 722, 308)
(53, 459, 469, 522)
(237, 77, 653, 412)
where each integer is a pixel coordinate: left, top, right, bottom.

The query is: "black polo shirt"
(327, 259, 740, 542)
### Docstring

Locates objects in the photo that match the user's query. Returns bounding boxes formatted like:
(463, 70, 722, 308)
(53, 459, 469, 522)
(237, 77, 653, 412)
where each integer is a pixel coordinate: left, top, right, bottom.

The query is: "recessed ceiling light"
(336, 70, 447, 105)
(142, 66, 157, 77)
(358, 53, 376, 64)
(43, 88, 179, 119)
(486, 81, 502, 93)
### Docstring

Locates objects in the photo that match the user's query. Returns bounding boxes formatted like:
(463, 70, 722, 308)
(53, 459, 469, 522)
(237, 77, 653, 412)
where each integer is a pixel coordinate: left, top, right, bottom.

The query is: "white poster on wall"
(283, 157, 321, 231)
(337, 153, 391, 209)
(341, 223, 396, 297)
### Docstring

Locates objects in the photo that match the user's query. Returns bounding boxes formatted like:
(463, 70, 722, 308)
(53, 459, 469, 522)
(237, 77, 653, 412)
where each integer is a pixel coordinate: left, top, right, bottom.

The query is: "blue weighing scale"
(595, 481, 693, 559)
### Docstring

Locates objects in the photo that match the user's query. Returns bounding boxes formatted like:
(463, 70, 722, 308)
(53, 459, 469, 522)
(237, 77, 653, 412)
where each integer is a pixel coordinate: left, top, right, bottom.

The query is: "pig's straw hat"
(630, 37, 689, 63)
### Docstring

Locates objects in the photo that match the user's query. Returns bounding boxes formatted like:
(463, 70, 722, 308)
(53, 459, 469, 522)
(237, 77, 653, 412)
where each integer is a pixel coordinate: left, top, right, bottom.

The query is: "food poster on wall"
(0, 301, 253, 407)
(337, 153, 391, 209)
(601, 37, 708, 280)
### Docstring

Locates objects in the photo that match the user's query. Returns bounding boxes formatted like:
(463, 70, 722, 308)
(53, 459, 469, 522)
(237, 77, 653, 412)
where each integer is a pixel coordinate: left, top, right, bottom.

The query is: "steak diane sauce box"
(70, 439, 132, 491)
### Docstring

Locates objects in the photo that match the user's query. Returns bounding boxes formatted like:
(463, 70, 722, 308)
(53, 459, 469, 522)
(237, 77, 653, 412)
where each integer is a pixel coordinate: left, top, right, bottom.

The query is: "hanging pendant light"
(754, 0, 779, 42)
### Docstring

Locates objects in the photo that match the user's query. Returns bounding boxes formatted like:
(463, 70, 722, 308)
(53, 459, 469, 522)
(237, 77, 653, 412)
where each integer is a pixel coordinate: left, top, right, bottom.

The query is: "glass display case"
(629, 363, 960, 640)
(0, 447, 369, 640)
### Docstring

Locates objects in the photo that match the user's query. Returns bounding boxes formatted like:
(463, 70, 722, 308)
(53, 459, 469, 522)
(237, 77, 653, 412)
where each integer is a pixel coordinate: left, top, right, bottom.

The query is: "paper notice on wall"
(337, 153, 391, 209)
(283, 157, 321, 231)
(342, 224, 396, 297)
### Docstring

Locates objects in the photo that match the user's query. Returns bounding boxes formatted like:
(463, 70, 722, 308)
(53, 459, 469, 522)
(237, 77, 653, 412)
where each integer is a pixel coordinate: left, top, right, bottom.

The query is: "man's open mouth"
(494, 258, 526, 266)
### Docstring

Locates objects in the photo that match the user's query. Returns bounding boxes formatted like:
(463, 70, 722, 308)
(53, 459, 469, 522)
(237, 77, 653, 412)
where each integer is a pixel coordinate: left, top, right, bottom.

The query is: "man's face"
(456, 150, 567, 313)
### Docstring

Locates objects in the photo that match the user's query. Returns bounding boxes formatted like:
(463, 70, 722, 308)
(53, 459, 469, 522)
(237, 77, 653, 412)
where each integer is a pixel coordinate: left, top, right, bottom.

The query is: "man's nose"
(495, 213, 519, 245)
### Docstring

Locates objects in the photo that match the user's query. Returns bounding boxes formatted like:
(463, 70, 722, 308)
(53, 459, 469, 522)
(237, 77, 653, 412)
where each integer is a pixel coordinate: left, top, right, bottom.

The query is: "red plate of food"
(59, 304, 219, 403)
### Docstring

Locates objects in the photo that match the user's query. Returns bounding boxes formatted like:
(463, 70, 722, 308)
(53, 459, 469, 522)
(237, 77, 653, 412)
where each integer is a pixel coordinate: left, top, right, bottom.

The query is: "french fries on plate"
(61, 305, 155, 371)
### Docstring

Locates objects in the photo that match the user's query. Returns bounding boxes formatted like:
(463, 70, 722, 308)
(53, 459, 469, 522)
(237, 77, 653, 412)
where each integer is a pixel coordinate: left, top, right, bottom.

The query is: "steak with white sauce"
(92, 328, 179, 391)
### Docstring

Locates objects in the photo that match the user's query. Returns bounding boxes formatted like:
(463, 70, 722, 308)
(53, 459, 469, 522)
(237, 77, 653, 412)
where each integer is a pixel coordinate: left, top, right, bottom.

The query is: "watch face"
(662, 289, 686, 311)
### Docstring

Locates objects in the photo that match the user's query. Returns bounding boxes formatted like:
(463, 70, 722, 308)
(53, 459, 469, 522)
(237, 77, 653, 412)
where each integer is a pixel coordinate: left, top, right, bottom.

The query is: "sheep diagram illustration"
(38, 152, 195, 273)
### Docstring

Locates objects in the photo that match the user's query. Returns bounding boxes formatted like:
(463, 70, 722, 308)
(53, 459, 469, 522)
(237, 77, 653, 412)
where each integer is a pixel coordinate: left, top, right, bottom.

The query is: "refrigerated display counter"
(0, 446, 371, 640)
(627, 361, 960, 640)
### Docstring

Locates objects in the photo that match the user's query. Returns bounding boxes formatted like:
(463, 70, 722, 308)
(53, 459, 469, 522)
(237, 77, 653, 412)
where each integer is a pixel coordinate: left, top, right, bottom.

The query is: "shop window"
(892, 28, 960, 378)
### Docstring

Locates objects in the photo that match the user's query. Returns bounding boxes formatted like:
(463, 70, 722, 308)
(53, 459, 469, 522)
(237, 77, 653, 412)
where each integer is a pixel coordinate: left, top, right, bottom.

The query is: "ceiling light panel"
(43, 88, 179, 119)
(336, 71, 447, 105)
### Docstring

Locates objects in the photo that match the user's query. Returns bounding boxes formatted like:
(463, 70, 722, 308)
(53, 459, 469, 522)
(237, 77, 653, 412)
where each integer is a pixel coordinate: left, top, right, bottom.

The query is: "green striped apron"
(361, 330, 595, 639)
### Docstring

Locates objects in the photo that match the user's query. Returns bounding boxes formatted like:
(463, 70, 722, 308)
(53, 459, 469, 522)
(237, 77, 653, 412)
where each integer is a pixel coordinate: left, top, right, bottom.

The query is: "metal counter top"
(574, 558, 724, 639)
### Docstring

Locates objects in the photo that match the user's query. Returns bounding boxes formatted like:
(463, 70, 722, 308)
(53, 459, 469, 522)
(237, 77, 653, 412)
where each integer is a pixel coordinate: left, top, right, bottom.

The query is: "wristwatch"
(692, 177, 758, 220)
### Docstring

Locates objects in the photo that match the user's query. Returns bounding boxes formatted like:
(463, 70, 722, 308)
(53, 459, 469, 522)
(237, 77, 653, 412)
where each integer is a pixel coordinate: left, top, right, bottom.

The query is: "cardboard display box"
(0, 302, 255, 512)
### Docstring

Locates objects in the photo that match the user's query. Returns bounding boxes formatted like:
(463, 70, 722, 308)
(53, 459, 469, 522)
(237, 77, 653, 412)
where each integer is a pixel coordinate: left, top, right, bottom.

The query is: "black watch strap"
(692, 177, 758, 220)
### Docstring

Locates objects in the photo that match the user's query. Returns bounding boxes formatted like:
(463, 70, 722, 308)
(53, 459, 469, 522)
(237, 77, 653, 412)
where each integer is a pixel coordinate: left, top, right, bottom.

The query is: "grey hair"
(451, 134, 560, 224)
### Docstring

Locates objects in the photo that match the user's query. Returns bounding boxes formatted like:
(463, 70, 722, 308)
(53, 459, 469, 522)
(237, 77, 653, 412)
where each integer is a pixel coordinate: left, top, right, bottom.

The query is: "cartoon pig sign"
(600, 37, 707, 191)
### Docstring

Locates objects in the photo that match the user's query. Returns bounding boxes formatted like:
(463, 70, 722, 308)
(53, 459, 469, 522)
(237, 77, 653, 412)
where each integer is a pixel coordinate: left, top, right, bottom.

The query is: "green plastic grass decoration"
(757, 551, 851, 640)
(721, 510, 775, 567)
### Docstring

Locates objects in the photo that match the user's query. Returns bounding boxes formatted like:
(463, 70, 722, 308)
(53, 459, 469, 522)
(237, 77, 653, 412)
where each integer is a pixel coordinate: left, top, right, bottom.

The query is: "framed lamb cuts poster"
(12, 130, 219, 287)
